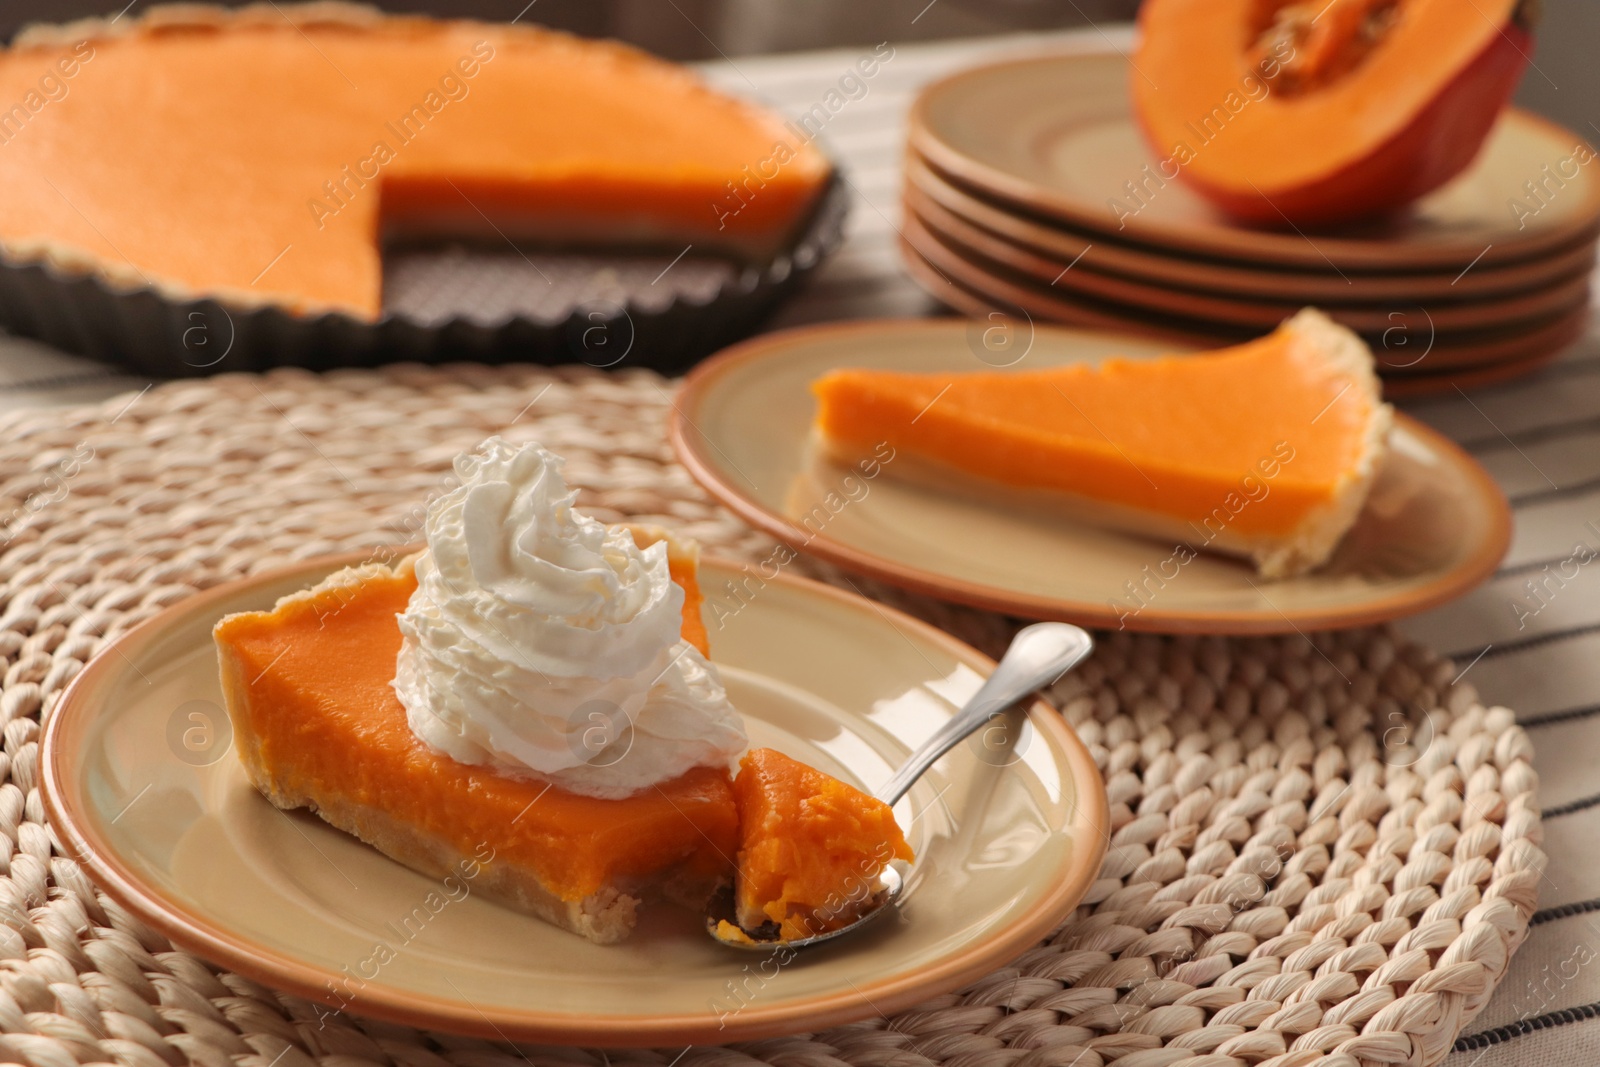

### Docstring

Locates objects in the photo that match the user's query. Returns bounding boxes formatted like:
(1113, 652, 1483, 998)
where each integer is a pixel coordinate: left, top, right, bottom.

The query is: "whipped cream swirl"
(392, 437, 746, 798)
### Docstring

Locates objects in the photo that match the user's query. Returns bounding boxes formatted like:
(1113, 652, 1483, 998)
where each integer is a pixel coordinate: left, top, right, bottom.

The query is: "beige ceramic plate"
(900, 238, 1584, 400)
(908, 52, 1600, 271)
(900, 229, 1594, 375)
(904, 156, 1600, 303)
(42, 553, 1107, 1046)
(1377, 344, 1570, 400)
(671, 320, 1512, 633)
(907, 188, 1595, 334)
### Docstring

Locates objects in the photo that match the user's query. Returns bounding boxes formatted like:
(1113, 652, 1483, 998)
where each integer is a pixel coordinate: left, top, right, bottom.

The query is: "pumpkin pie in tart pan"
(0, 4, 845, 376)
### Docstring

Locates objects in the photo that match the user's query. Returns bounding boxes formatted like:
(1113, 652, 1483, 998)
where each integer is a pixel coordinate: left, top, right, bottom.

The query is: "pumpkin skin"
(1131, 0, 1534, 226)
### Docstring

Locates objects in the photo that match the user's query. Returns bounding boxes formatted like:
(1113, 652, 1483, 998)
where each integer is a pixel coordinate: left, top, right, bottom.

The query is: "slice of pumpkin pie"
(215, 439, 748, 943)
(215, 437, 913, 945)
(811, 308, 1391, 578)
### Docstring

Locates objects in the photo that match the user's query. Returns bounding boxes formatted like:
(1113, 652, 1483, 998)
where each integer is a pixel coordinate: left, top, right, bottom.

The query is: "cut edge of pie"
(811, 308, 1393, 579)
(1258, 309, 1393, 578)
(214, 525, 736, 945)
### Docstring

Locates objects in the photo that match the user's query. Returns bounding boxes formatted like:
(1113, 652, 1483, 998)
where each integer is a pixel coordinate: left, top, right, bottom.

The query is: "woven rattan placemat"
(3, 364, 1543, 1067)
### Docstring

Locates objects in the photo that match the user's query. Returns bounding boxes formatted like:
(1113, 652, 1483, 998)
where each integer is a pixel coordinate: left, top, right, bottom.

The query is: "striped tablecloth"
(5, 25, 1598, 1067)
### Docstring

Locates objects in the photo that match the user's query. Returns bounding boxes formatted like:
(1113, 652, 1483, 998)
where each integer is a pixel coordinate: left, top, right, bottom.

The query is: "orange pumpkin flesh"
(731, 748, 914, 942)
(1132, 0, 1533, 225)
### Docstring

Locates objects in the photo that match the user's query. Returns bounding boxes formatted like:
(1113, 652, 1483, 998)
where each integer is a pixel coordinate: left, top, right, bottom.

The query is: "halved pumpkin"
(1132, 0, 1534, 225)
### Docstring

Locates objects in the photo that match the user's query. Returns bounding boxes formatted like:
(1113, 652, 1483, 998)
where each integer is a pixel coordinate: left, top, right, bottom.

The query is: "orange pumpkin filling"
(811, 310, 1391, 578)
(213, 549, 737, 911)
(731, 747, 913, 942)
(217, 527, 917, 944)
(1133, 0, 1532, 223)
(0, 8, 830, 318)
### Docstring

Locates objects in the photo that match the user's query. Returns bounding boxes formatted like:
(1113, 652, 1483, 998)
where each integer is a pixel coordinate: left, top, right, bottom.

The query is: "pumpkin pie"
(216, 519, 915, 944)
(811, 308, 1391, 578)
(215, 527, 742, 944)
(3, 4, 830, 319)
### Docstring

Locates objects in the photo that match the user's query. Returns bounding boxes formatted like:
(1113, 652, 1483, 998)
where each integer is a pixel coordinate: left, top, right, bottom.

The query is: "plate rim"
(906, 50, 1600, 271)
(905, 185, 1595, 334)
(899, 237, 1580, 398)
(898, 216, 1596, 371)
(41, 547, 1110, 1046)
(669, 317, 1514, 634)
(901, 154, 1600, 302)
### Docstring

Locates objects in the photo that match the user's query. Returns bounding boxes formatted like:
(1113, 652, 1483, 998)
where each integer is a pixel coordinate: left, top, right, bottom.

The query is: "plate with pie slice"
(670, 318, 1511, 633)
(42, 548, 1106, 1045)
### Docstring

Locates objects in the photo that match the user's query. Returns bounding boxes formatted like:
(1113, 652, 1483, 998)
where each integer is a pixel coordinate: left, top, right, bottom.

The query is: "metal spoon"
(707, 622, 1095, 950)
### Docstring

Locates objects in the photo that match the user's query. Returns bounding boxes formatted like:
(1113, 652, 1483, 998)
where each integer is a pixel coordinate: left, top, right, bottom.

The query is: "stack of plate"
(903, 52, 1600, 397)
